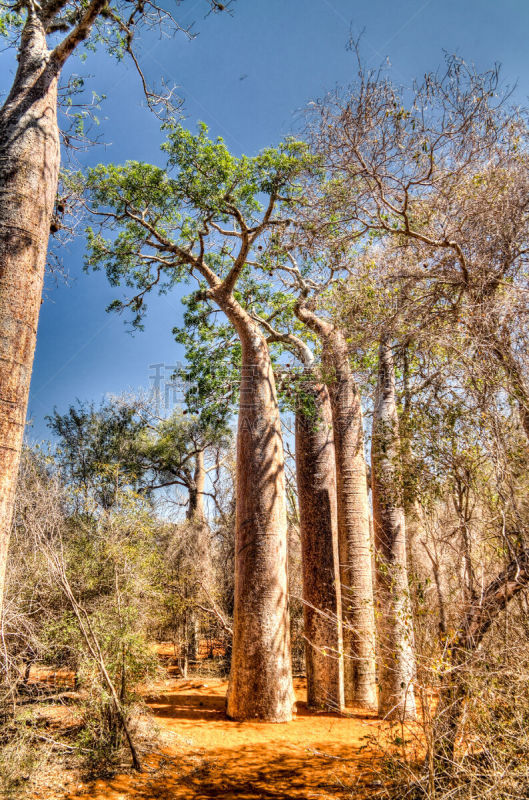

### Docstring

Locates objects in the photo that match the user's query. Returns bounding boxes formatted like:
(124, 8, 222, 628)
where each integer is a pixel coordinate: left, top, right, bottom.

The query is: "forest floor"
(30, 646, 420, 800)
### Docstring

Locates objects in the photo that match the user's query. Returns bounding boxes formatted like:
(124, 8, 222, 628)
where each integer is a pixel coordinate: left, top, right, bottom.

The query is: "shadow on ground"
(65, 676, 385, 800)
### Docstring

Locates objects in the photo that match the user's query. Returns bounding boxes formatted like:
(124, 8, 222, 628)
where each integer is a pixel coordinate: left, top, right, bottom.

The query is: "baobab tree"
(295, 301, 375, 709)
(371, 337, 416, 720)
(0, 0, 226, 619)
(173, 280, 345, 709)
(270, 254, 376, 709)
(80, 123, 311, 720)
(300, 60, 529, 720)
(173, 285, 344, 708)
(257, 316, 344, 711)
(325, 259, 417, 718)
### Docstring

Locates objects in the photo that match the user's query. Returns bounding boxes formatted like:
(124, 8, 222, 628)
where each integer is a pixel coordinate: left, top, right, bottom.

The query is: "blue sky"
(1, 0, 528, 442)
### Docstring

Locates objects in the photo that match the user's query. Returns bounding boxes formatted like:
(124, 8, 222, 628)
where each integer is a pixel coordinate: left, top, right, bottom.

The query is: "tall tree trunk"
(187, 449, 206, 523)
(216, 295, 293, 721)
(186, 449, 207, 667)
(295, 380, 344, 711)
(188, 614, 200, 665)
(296, 304, 376, 709)
(0, 17, 61, 616)
(326, 330, 376, 709)
(371, 337, 416, 720)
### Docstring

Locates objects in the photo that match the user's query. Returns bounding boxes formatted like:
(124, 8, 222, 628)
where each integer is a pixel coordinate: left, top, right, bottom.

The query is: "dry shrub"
(0, 450, 163, 785)
(373, 600, 529, 800)
(0, 722, 50, 799)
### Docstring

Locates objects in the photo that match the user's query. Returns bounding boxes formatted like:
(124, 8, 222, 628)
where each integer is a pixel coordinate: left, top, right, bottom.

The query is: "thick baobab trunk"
(371, 338, 416, 720)
(0, 17, 61, 616)
(296, 304, 376, 709)
(326, 331, 376, 709)
(295, 381, 344, 711)
(219, 297, 293, 721)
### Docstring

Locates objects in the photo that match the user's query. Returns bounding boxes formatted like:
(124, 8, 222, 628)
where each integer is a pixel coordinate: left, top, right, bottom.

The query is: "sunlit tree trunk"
(0, 0, 107, 618)
(186, 449, 207, 666)
(296, 304, 376, 709)
(371, 337, 416, 720)
(327, 330, 376, 709)
(188, 614, 200, 666)
(0, 16, 60, 618)
(295, 381, 344, 711)
(187, 448, 206, 523)
(216, 295, 293, 721)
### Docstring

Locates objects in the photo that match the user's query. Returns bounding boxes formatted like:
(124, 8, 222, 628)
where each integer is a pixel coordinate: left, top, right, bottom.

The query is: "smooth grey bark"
(187, 448, 206, 523)
(371, 338, 416, 720)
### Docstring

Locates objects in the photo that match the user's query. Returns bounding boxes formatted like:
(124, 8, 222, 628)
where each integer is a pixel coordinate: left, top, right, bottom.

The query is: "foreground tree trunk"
(218, 295, 293, 721)
(76, 67, 300, 721)
(0, 17, 61, 616)
(0, 0, 107, 618)
(296, 381, 344, 711)
(433, 547, 529, 768)
(296, 303, 376, 709)
(371, 338, 416, 720)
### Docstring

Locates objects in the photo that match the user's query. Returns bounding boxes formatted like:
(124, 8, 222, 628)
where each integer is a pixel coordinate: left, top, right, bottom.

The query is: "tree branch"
(51, 0, 108, 68)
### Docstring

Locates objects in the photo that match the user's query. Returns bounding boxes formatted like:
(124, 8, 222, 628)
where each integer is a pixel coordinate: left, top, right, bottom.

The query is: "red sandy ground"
(34, 646, 414, 800)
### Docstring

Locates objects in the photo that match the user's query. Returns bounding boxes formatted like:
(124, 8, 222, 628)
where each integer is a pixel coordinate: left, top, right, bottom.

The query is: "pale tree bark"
(82, 165, 295, 719)
(214, 293, 293, 721)
(0, 0, 107, 619)
(0, 15, 59, 618)
(186, 448, 207, 665)
(296, 381, 344, 711)
(188, 613, 200, 666)
(183, 444, 231, 669)
(371, 337, 416, 720)
(451, 479, 474, 606)
(257, 318, 344, 710)
(295, 302, 376, 709)
(187, 448, 206, 523)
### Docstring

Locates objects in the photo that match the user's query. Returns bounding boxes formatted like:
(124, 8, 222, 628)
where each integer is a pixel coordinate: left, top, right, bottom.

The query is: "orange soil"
(28, 665, 77, 689)
(56, 666, 401, 800)
(157, 640, 227, 663)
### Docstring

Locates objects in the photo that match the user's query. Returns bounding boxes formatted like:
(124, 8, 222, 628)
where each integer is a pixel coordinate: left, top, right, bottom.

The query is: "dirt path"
(62, 665, 389, 800)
